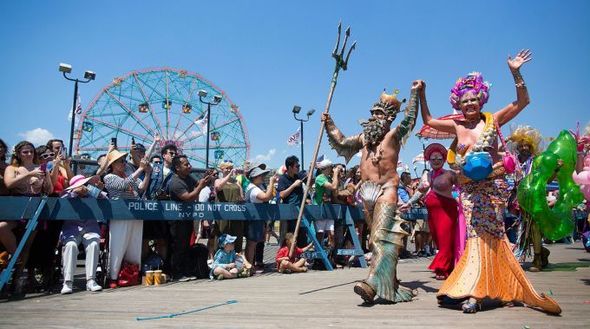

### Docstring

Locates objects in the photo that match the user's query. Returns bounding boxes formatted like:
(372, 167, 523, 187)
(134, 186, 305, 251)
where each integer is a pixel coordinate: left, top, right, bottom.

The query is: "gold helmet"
(371, 89, 405, 118)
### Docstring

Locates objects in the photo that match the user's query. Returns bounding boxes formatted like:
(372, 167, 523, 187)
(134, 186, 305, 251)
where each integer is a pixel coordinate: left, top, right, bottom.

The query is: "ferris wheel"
(74, 67, 250, 168)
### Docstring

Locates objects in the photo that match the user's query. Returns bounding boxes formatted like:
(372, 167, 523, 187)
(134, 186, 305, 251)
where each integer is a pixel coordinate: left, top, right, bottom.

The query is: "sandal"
(462, 301, 482, 313)
(353, 281, 376, 304)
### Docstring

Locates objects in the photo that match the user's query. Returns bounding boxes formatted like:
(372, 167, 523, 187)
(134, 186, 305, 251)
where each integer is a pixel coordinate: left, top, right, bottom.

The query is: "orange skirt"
(437, 232, 561, 314)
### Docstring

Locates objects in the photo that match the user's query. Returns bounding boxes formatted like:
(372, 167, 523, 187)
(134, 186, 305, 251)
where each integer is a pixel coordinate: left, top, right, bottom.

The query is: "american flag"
(75, 93, 83, 114)
(287, 128, 300, 146)
(191, 111, 208, 138)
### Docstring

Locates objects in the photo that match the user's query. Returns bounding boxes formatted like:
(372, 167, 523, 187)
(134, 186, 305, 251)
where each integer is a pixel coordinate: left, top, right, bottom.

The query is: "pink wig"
(449, 72, 490, 110)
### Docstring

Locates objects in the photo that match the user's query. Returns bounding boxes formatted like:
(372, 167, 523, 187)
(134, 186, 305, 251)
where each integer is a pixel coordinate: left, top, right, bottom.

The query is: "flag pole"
(289, 22, 356, 258)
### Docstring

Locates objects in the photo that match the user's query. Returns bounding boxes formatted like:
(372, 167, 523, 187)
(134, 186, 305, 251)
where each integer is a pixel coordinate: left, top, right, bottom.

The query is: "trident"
(289, 22, 356, 258)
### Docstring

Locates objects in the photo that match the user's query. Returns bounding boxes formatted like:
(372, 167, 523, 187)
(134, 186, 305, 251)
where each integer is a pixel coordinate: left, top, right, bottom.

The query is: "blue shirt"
(398, 185, 410, 203)
(210, 248, 236, 278)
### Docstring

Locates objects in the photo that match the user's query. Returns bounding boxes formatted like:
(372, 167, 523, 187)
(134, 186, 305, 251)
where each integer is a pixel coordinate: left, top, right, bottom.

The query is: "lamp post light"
(292, 105, 315, 166)
(198, 90, 222, 168)
(60, 63, 95, 157)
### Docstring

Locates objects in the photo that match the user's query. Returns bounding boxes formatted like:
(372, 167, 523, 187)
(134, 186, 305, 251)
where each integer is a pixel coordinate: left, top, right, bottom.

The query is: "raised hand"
(139, 158, 151, 172)
(508, 49, 532, 71)
(412, 80, 425, 91)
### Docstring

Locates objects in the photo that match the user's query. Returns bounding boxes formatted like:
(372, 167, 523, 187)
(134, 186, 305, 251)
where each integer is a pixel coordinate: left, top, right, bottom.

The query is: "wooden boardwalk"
(1, 242, 589, 328)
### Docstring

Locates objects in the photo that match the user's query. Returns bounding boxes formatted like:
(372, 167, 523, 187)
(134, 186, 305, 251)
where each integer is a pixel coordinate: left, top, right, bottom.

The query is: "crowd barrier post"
(335, 206, 367, 268)
(0, 197, 47, 290)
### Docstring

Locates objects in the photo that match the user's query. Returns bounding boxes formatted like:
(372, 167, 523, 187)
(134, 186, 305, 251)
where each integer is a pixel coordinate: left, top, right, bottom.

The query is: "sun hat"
(219, 234, 237, 247)
(65, 174, 93, 191)
(424, 143, 448, 161)
(316, 158, 333, 169)
(248, 167, 270, 179)
(247, 162, 267, 175)
(106, 149, 128, 168)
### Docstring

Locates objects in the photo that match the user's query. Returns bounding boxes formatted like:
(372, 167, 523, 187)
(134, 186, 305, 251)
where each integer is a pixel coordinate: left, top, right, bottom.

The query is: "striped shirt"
(104, 173, 141, 200)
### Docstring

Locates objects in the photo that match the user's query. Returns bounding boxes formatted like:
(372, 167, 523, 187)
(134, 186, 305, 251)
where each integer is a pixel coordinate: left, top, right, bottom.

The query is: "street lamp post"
(198, 90, 222, 168)
(59, 63, 95, 157)
(292, 105, 315, 166)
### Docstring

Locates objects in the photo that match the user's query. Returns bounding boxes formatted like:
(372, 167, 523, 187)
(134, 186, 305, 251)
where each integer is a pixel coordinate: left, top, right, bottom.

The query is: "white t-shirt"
(163, 166, 171, 178)
(246, 183, 263, 204)
(198, 186, 211, 203)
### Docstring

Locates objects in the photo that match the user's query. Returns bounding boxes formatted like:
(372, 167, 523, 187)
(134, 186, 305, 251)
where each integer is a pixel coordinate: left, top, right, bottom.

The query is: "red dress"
(425, 170, 458, 277)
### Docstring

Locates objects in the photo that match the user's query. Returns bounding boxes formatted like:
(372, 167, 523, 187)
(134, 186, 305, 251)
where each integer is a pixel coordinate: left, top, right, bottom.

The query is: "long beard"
(361, 118, 388, 146)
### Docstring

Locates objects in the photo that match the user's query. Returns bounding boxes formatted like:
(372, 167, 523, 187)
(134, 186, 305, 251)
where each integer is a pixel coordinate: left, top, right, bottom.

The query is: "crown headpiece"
(372, 89, 405, 118)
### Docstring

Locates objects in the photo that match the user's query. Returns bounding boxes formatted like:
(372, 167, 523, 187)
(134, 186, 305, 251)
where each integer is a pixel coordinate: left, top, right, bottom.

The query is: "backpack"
(188, 243, 211, 278)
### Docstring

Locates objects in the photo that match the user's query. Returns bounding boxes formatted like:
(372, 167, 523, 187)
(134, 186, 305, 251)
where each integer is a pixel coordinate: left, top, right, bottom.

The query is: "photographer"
(168, 155, 214, 281)
(214, 161, 244, 252)
(277, 155, 307, 247)
(143, 143, 178, 268)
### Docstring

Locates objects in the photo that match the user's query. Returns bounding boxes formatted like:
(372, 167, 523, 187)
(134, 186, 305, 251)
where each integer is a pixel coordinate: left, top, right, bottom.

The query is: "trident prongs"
(332, 23, 356, 72)
(341, 26, 351, 57)
(342, 41, 356, 71)
(332, 22, 342, 58)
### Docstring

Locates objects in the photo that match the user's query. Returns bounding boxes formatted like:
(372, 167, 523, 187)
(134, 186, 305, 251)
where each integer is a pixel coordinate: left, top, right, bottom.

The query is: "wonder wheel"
(74, 67, 250, 168)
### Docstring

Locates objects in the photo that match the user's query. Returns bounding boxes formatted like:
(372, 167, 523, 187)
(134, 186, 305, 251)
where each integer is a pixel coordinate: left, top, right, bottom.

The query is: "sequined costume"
(437, 177, 561, 314)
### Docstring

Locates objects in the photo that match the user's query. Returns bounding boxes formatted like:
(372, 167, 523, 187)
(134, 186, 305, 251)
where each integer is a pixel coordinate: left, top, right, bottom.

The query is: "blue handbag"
(462, 152, 493, 181)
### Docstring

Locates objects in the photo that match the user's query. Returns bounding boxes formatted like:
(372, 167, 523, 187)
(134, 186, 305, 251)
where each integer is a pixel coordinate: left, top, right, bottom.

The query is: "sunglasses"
(40, 152, 55, 160)
(430, 157, 444, 161)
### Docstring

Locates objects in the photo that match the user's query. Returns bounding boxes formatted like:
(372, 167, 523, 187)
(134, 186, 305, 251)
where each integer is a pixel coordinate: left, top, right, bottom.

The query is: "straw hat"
(106, 149, 128, 168)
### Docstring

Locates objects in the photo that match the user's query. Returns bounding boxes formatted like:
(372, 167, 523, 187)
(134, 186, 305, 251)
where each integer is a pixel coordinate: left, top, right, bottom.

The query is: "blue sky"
(1, 0, 588, 174)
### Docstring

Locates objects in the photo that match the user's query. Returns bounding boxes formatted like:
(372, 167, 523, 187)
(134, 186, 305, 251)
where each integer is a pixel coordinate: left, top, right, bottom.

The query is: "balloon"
(517, 130, 584, 241)
(572, 154, 590, 200)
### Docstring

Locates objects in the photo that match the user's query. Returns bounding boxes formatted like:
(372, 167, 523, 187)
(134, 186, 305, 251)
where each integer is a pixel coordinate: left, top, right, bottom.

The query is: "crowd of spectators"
(1, 137, 588, 298)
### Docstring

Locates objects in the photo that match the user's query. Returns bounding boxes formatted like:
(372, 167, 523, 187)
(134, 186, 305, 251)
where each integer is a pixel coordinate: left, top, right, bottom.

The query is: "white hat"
(248, 167, 270, 178)
(316, 158, 333, 169)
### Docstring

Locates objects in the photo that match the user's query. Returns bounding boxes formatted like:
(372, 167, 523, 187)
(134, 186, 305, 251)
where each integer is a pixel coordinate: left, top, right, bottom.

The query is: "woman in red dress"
(419, 143, 459, 280)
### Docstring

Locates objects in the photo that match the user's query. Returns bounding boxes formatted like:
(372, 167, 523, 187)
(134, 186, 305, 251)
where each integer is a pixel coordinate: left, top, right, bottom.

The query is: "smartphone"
(61, 146, 67, 157)
(39, 163, 47, 173)
(111, 137, 117, 147)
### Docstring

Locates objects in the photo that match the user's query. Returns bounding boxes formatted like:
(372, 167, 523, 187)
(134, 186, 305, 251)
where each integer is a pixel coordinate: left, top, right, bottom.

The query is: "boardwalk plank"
(1, 243, 589, 328)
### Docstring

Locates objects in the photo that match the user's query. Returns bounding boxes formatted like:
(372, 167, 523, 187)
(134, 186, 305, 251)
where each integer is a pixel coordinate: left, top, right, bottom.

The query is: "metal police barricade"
(0, 197, 369, 288)
(400, 207, 428, 221)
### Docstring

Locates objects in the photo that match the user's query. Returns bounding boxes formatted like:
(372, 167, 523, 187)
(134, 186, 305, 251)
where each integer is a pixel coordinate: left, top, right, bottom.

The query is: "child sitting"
(275, 233, 313, 273)
(210, 234, 250, 279)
